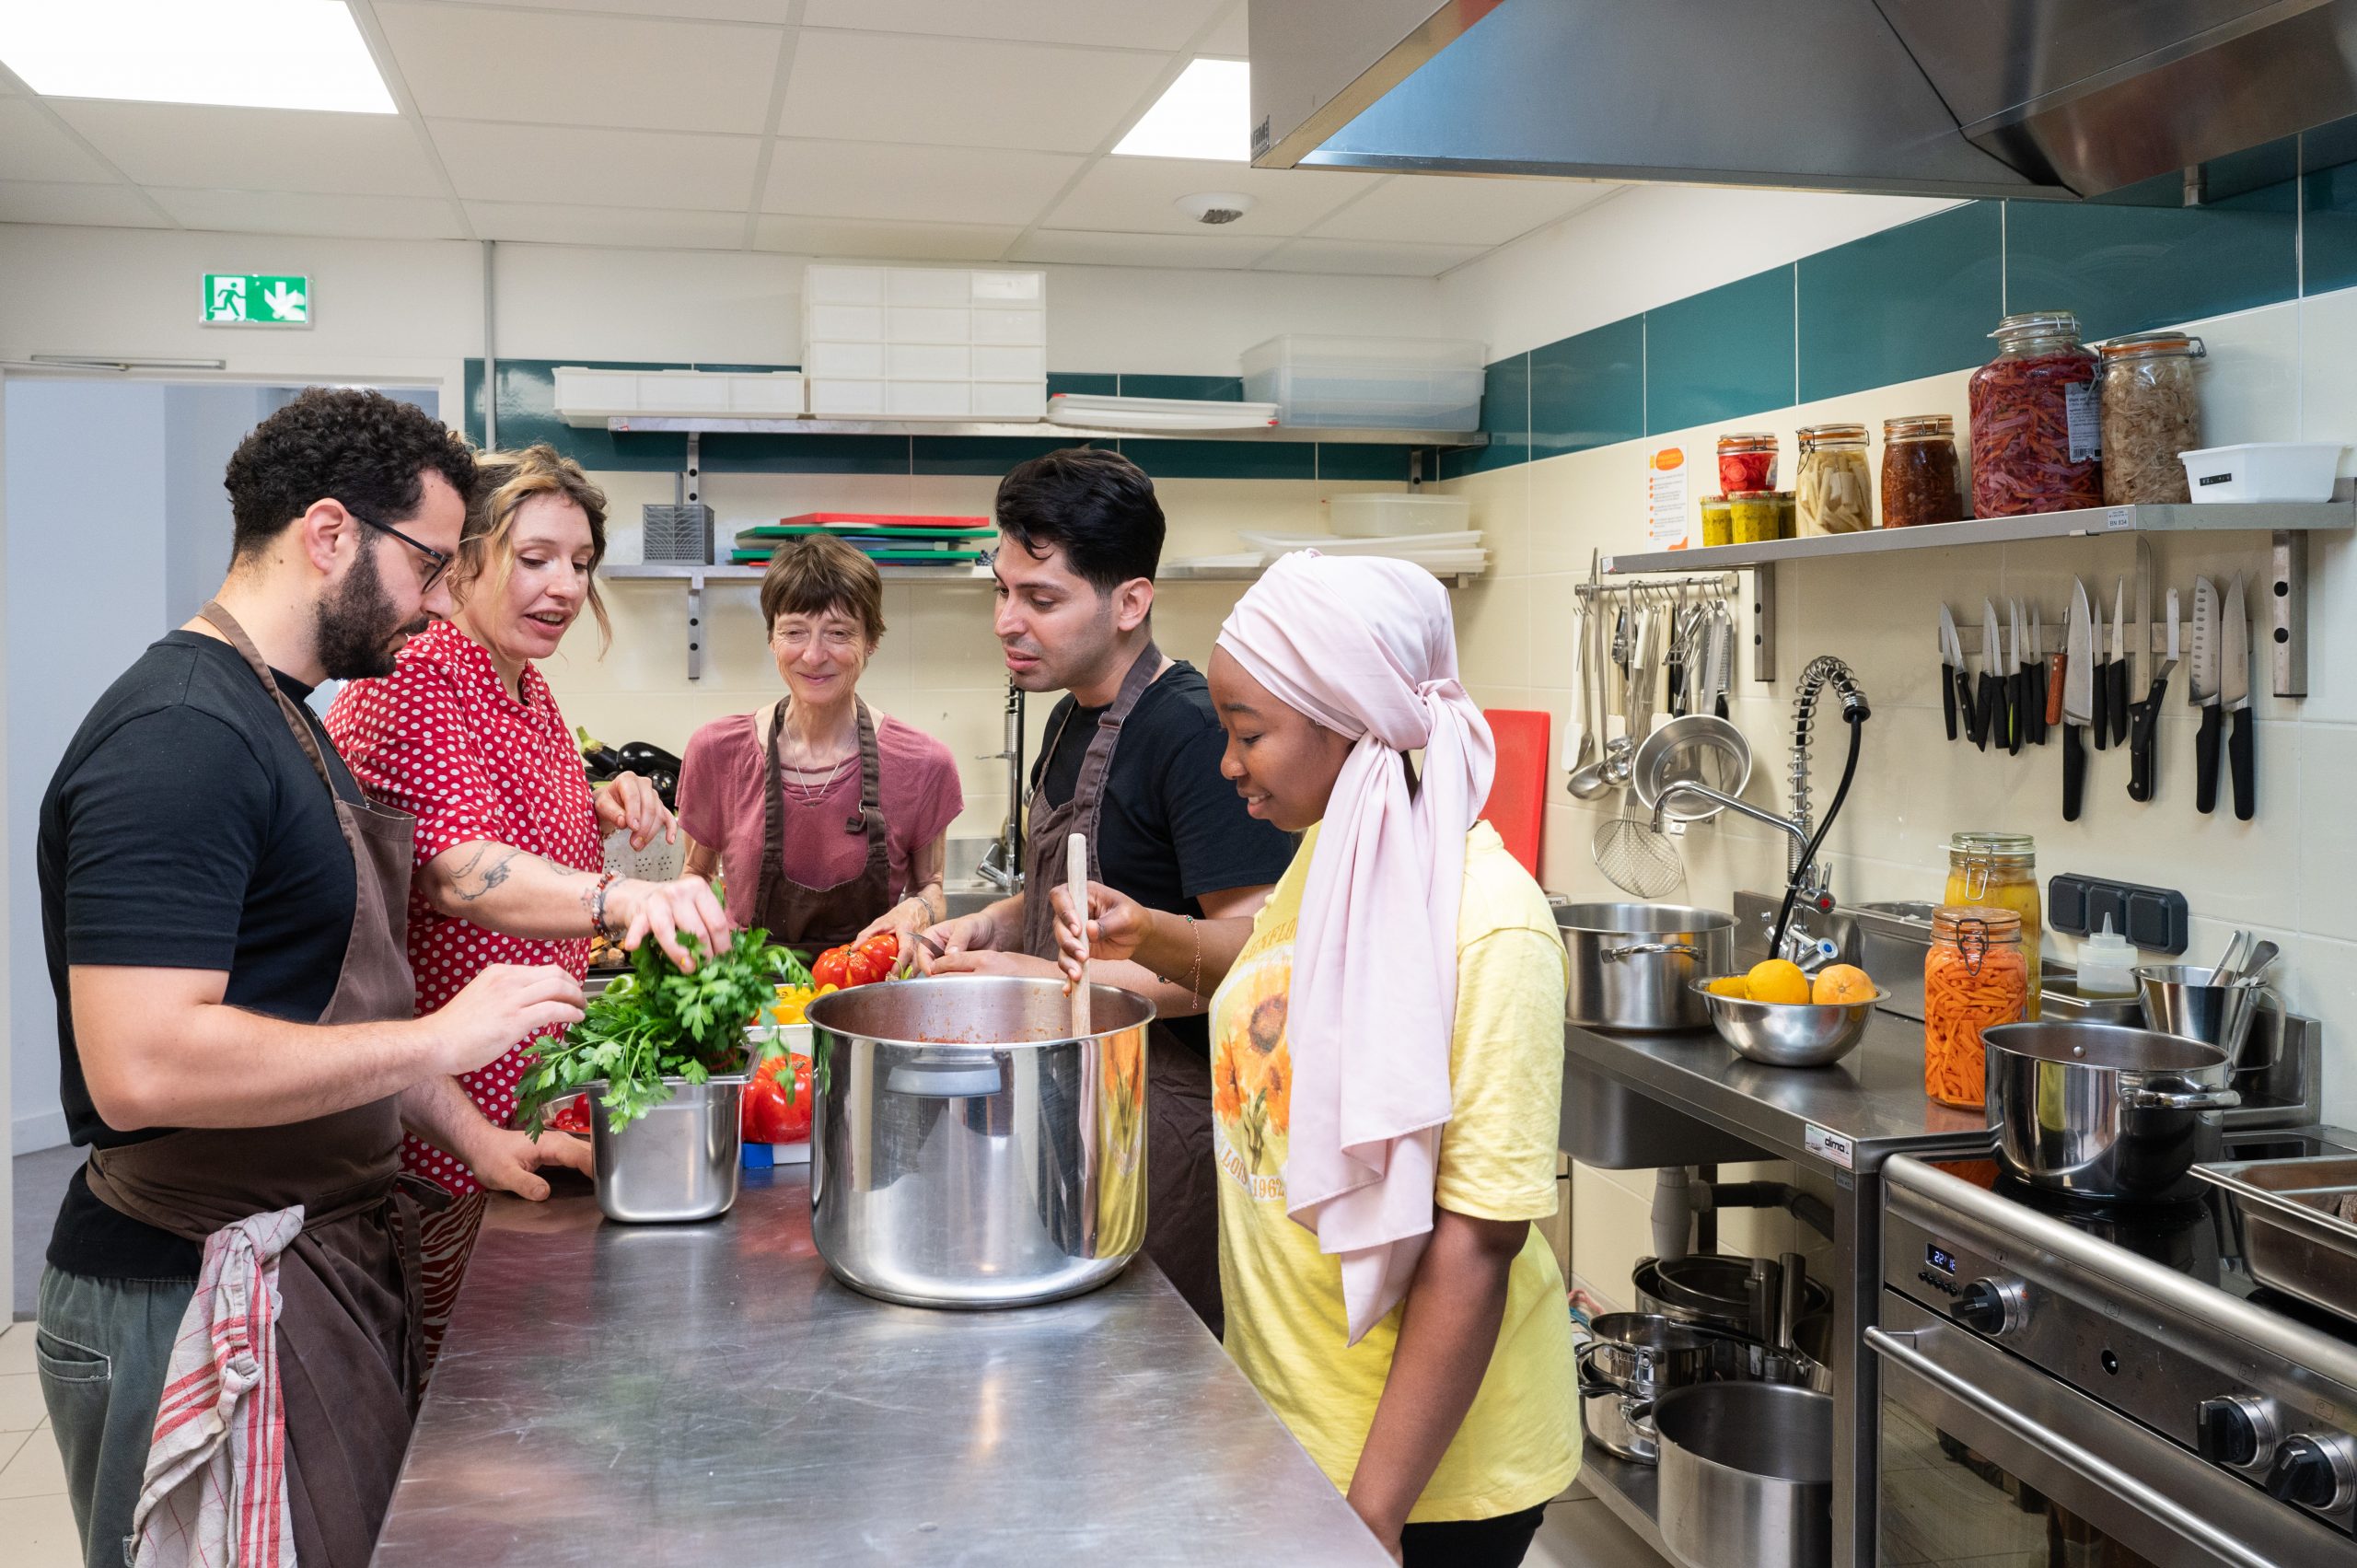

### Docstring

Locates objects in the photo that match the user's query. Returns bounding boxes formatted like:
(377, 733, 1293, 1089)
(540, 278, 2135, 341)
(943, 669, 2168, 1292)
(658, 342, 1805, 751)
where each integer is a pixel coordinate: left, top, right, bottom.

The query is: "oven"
(1873, 1152, 2357, 1568)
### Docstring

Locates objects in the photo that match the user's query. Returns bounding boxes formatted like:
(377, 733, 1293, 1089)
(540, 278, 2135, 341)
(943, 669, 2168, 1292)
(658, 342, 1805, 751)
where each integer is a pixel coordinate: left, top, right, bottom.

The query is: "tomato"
(861, 932, 900, 970)
(547, 1094, 592, 1135)
(843, 949, 882, 987)
(741, 1053, 812, 1144)
(812, 947, 850, 990)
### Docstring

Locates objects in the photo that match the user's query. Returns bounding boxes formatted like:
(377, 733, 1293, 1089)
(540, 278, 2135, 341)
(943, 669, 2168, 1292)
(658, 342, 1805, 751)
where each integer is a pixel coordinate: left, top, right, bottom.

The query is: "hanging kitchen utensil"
(1593, 807, 1688, 899)
(1937, 605, 1963, 742)
(2129, 587, 2178, 804)
(1562, 591, 1592, 779)
(2111, 576, 2131, 749)
(1976, 599, 2003, 750)
(2007, 598, 2026, 756)
(2063, 581, 2093, 822)
(2028, 600, 2047, 745)
(2090, 589, 2110, 751)
(1632, 714, 1753, 824)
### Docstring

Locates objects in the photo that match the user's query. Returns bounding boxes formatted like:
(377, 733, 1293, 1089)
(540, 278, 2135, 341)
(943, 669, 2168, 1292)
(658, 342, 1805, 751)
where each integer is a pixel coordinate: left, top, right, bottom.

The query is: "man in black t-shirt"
(923, 448, 1295, 1332)
(37, 389, 587, 1568)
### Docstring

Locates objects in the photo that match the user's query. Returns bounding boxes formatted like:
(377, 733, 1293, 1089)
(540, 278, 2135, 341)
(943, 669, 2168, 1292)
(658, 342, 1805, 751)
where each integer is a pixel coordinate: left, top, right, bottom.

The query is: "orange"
(1705, 976, 1750, 1000)
(1746, 958, 1811, 1005)
(1812, 964, 1875, 1005)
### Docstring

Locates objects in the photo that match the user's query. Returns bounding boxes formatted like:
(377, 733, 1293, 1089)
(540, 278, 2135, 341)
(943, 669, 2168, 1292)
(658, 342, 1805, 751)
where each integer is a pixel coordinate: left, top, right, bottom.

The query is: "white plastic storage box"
(1241, 335, 1485, 431)
(802, 264, 1046, 422)
(1327, 493, 1474, 537)
(553, 367, 804, 427)
(2177, 442, 2347, 503)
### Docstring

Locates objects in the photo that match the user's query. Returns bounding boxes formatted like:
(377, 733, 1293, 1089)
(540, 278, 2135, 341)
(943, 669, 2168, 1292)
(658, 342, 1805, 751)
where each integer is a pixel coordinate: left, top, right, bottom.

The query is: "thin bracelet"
(1183, 913, 1202, 1002)
(590, 870, 620, 936)
(914, 888, 941, 925)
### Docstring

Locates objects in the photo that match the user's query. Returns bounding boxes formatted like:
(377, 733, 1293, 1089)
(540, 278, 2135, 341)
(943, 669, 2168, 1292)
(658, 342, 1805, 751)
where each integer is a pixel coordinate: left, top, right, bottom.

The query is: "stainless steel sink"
(1561, 1057, 1770, 1169)
(941, 883, 1005, 920)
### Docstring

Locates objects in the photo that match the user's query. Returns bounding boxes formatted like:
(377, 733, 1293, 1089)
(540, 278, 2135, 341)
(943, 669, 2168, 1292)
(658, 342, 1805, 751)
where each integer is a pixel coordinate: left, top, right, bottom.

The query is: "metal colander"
(1593, 811, 1687, 898)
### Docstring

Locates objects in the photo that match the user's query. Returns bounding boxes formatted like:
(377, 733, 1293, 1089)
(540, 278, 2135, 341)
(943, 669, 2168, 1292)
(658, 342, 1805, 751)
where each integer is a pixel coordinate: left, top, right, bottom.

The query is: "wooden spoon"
(1067, 831, 1091, 1038)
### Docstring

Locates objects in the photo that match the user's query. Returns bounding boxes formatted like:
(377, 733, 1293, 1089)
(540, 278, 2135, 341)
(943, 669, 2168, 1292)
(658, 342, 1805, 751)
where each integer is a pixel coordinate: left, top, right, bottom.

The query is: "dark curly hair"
(224, 387, 476, 562)
(994, 446, 1164, 594)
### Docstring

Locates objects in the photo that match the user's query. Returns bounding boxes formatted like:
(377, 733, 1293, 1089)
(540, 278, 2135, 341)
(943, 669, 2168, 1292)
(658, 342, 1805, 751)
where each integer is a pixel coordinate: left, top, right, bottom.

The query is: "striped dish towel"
(131, 1205, 304, 1568)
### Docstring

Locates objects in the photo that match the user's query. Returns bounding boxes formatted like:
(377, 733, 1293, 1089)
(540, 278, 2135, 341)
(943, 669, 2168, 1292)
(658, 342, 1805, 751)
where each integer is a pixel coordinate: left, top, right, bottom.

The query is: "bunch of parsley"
(520, 928, 813, 1132)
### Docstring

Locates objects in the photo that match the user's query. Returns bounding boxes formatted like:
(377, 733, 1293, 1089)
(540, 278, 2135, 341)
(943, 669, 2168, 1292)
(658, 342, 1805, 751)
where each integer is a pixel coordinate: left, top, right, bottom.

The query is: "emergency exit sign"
(202, 273, 310, 326)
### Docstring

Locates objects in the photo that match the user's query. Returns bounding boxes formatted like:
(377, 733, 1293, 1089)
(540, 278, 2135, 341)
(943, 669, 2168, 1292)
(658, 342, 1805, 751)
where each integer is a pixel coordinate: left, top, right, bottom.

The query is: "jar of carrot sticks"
(1924, 906, 2027, 1109)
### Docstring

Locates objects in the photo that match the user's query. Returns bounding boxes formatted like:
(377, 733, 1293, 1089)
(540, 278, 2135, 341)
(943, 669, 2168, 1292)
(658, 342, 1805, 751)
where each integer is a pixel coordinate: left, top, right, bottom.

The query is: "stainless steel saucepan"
(1559, 903, 1736, 1032)
(1983, 1021, 2239, 1200)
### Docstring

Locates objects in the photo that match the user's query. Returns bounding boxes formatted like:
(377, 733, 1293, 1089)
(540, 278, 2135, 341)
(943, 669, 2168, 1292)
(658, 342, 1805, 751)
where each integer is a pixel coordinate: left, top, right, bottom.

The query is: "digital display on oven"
(1926, 1244, 1959, 1275)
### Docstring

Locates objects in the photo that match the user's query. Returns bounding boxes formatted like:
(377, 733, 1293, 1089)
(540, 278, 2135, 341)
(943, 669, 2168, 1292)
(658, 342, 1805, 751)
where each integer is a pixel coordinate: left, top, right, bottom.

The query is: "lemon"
(1705, 976, 1751, 1000)
(1811, 964, 1875, 1005)
(1745, 958, 1812, 1005)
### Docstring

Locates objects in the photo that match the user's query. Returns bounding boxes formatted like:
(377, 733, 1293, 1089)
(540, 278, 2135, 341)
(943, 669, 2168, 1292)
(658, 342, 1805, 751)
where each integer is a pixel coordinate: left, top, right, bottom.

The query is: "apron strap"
(1020, 642, 1161, 958)
(198, 599, 340, 796)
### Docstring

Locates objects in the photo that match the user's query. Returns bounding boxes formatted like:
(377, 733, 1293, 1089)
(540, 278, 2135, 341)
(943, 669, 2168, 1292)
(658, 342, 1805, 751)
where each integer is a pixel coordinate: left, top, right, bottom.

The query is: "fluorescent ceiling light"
(1113, 57, 1248, 161)
(0, 1, 396, 114)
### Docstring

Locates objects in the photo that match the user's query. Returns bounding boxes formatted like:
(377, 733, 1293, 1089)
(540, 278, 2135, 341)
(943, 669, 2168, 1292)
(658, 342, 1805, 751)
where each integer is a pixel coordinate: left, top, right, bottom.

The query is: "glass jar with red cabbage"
(1968, 311, 2103, 517)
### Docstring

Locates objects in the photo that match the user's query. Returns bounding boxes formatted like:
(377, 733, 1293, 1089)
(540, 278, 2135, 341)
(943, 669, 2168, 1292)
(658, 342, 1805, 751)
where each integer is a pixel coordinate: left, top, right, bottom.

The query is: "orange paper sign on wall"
(1480, 709, 1550, 877)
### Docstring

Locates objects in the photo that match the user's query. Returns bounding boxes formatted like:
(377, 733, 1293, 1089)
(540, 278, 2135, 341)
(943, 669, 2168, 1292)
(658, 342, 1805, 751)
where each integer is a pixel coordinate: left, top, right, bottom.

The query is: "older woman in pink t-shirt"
(678, 535, 962, 953)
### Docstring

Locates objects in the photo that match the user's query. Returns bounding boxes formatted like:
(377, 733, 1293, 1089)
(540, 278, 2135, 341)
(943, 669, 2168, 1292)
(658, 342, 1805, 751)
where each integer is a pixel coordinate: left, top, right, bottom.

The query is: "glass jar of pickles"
(1699, 494, 1734, 548)
(2098, 331, 2205, 505)
(1796, 423, 1874, 534)
(1718, 433, 1779, 494)
(1881, 415, 1964, 527)
(1944, 831, 2040, 1019)
(1924, 906, 2028, 1109)
(1728, 491, 1781, 544)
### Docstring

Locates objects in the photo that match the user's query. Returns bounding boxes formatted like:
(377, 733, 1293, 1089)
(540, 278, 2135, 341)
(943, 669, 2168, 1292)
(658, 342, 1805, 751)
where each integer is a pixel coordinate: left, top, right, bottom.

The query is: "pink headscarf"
(1216, 552, 1496, 1343)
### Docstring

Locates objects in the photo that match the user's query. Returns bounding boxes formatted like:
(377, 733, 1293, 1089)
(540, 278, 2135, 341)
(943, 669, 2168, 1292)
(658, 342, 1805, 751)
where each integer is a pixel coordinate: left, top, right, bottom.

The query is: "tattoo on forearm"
(454, 848, 522, 900)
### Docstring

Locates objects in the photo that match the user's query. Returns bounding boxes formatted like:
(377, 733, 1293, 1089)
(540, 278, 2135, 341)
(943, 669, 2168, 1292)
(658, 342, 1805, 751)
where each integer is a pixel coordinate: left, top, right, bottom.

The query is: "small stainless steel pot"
(1983, 1021, 2240, 1200)
(1633, 1255, 1832, 1339)
(1580, 1382, 1662, 1464)
(589, 1075, 747, 1225)
(1559, 903, 1736, 1032)
(806, 976, 1154, 1309)
(1580, 1311, 1729, 1395)
(1656, 1382, 1833, 1568)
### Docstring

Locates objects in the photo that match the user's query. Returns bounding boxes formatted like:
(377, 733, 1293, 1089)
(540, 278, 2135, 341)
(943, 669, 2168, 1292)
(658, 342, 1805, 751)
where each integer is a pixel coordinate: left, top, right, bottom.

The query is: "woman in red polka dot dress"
(327, 445, 730, 1365)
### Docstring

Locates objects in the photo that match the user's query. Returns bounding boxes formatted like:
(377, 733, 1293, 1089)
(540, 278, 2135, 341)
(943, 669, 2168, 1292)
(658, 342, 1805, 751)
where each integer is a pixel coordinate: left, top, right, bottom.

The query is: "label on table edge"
(1804, 1122, 1854, 1170)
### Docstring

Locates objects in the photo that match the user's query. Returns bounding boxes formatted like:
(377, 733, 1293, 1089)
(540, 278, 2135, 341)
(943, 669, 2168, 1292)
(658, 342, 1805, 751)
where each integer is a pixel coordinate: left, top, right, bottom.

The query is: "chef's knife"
(2007, 598, 2026, 756)
(1976, 598, 2003, 750)
(2090, 591, 2110, 751)
(2129, 588, 2178, 804)
(2029, 601, 2047, 744)
(2064, 580, 2093, 822)
(2223, 573, 2253, 822)
(2109, 578, 2131, 749)
(2191, 575, 2222, 814)
(1938, 605, 1962, 742)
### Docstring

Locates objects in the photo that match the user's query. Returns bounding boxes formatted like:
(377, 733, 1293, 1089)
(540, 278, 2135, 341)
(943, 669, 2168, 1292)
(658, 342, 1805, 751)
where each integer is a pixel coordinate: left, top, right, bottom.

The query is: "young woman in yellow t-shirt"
(1055, 553, 1577, 1566)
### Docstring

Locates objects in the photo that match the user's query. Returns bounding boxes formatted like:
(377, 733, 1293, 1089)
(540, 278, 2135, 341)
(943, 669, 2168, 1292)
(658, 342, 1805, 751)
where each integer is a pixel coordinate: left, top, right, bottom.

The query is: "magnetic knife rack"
(1599, 501, 2353, 700)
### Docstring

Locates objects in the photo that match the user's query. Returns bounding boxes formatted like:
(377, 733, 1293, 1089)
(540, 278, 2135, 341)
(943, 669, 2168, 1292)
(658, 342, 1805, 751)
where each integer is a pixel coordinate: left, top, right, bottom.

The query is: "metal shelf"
(606, 414, 1486, 447)
(605, 559, 1478, 679)
(1599, 502, 2352, 700)
(1597, 501, 2351, 575)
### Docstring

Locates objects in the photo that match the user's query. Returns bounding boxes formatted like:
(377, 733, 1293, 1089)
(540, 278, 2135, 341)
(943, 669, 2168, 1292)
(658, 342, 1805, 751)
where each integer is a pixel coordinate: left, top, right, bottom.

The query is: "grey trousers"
(35, 1267, 196, 1568)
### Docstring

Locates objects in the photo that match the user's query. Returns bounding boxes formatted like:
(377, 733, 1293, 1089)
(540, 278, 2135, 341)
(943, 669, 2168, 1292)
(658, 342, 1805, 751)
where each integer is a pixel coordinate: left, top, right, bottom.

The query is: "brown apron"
(85, 600, 432, 1568)
(1020, 644, 1224, 1336)
(748, 697, 892, 949)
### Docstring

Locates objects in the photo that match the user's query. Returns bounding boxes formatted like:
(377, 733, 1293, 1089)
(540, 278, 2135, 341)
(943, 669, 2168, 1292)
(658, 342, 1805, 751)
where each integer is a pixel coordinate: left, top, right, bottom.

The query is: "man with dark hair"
(35, 387, 589, 1568)
(924, 447, 1295, 1333)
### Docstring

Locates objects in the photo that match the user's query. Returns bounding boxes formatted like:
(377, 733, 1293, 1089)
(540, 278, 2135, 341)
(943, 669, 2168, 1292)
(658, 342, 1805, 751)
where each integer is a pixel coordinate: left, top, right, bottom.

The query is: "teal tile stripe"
(465, 359, 1436, 481)
(1460, 136, 2357, 474)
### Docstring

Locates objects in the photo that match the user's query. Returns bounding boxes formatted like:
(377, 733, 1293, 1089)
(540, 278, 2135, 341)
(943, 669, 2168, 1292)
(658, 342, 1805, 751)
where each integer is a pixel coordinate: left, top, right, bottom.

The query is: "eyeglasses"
(351, 510, 451, 592)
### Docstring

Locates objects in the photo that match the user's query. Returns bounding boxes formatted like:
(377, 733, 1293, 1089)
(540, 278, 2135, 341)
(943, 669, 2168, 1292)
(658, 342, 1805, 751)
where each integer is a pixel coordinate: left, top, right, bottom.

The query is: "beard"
(315, 540, 428, 680)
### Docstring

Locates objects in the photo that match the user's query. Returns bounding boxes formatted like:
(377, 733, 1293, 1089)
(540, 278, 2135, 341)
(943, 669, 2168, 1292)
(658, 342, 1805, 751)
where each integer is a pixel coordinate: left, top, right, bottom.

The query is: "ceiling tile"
(0, 180, 167, 227)
(47, 101, 446, 196)
(777, 31, 1167, 154)
(1254, 238, 1487, 276)
(762, 139, 1081, 226)
(0, 101, 117, 183)
(1202, 1, 1248, 55)
(801, 0, 1225, 52)
(1007, 228, 1279, 269)
(1309, 175, 1622, 246)
(376, 2, 784, 135)
(154, 189, 466, 240)
(751, 215, 1021, 261)
(465, 202, 749, 249)
(431, 121, 760, 209)
(1042, 157, 1376, 237)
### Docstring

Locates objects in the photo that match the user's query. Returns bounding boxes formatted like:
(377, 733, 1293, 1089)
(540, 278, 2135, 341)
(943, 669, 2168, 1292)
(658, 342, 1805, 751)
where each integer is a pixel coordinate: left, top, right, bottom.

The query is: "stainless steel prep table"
(370, 1167, 1391, 1567)
(1563, 1012, 1992, 1568)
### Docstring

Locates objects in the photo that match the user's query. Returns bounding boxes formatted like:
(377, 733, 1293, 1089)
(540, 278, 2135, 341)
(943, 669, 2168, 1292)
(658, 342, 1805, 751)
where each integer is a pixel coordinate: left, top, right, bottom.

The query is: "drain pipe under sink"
(1652, 1166, 1835, 1260)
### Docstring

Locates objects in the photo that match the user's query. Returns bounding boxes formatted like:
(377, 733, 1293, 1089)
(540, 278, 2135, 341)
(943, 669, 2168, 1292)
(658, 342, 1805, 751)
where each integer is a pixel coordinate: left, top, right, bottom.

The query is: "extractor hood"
(1251, 0, 2357, 200)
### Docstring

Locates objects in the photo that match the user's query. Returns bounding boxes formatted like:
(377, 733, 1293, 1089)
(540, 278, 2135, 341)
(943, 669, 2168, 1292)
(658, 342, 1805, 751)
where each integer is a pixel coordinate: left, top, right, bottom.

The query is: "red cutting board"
(1481, 709, 1549, 877)
(778, 511, 989, 529)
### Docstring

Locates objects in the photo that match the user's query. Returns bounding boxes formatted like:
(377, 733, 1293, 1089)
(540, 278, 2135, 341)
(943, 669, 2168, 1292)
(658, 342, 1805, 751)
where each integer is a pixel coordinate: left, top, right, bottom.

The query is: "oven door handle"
(1866, 1326, 2277, 1568)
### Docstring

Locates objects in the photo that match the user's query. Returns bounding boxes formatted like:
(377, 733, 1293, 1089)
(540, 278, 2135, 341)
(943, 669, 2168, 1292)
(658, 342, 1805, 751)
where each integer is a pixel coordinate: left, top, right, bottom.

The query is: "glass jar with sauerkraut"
(1968, 311, 2102, 518)
(2097, 331, 2205, 505)
(1795, 423, 1874, 533)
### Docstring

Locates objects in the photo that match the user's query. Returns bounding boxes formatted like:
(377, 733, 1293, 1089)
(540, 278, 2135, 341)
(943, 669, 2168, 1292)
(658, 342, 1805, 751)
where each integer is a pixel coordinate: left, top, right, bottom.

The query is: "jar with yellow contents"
(1944, 832, 2041, 1019)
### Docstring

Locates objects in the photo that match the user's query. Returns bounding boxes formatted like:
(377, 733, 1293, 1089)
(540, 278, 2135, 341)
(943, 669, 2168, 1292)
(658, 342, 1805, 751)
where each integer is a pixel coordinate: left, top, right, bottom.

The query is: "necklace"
(782, 755, 853, 808)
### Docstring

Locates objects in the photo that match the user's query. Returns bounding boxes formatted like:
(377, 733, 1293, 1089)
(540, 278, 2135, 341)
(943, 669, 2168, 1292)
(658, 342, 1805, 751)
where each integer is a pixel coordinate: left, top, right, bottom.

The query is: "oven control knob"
(2263, 1433, 2357, 1512)
(2195, 1396, 2276, 1469)
(1954, 1277, 2026, 1335)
